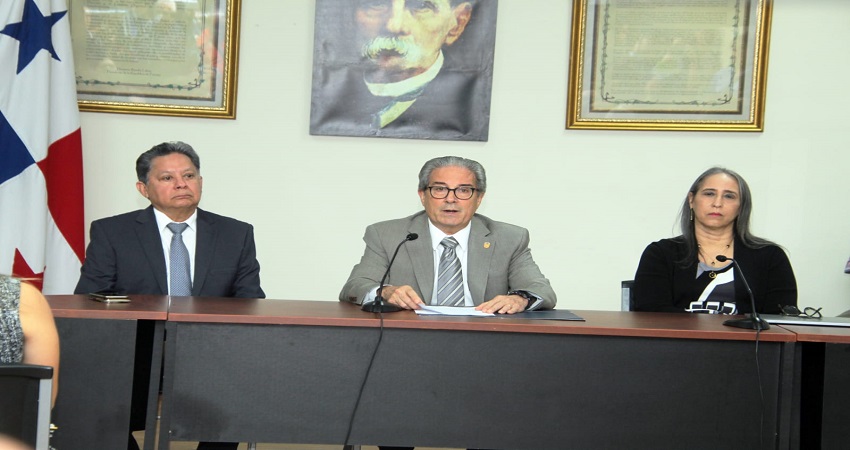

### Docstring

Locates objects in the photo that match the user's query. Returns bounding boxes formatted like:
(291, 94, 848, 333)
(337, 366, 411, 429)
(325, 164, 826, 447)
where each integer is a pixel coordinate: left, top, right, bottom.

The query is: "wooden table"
(158, 299, 797, 450)
(47, 295, 169, 450)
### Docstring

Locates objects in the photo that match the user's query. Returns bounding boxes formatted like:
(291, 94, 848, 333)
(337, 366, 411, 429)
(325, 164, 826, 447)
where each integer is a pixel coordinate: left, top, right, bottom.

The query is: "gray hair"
(677, 166, 775, 266)
(418, 156, 486, 193)
(135, 141, 201, 183)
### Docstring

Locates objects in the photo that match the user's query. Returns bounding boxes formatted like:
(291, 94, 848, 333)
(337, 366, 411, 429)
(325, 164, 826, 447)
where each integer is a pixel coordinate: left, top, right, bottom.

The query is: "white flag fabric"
(1, 0, 84, 294)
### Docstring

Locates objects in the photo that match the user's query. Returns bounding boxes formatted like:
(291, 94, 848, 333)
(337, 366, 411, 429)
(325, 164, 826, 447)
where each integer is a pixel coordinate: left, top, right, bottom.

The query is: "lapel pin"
(484, 242, 491, 249)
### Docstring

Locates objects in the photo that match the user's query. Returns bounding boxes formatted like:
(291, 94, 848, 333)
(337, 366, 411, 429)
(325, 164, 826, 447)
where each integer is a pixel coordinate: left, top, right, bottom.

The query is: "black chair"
(621, 280, 635, 311)
(0, 364, 53, 450)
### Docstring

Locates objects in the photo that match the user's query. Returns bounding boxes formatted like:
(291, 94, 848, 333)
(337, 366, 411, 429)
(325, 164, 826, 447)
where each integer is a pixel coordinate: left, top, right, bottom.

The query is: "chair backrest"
(0, 364, 53, 450)
(621, 280, 635, 311)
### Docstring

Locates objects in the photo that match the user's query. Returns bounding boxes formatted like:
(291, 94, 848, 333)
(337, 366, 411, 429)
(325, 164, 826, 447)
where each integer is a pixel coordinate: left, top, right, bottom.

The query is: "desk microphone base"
(724, 315, 771, 331)
(361, 302, 403, 313)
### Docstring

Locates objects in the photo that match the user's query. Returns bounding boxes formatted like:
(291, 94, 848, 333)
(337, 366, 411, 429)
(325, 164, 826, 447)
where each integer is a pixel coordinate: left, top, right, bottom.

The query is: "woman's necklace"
(698, 240, 732, 278)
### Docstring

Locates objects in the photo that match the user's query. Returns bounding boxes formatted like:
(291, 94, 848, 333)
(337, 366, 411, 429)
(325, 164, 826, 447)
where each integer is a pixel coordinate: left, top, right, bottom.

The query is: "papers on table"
(414, 305, 495, 316)
(413, 305, 586, 321)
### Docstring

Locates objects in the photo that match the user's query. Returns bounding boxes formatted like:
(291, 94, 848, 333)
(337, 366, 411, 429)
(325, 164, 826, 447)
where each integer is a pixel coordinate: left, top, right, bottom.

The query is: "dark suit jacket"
(74, 206, 264, 298)
(340, 211, 556, 309)
(633, 236, 797, 314)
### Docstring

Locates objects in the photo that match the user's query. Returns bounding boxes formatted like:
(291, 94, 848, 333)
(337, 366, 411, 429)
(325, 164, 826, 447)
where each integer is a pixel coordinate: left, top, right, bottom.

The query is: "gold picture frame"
(69, 0, 241, 119)
(567, 0, 772, 131)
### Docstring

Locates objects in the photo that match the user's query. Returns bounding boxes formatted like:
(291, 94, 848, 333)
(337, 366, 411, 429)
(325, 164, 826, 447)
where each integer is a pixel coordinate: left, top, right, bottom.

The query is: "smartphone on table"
(89, 292, 131, 303)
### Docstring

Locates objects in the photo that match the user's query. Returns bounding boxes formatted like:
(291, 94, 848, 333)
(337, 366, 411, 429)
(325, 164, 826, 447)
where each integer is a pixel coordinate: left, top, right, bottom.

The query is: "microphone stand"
(362, 233, 417, 313)
(718, 255, 770, 331)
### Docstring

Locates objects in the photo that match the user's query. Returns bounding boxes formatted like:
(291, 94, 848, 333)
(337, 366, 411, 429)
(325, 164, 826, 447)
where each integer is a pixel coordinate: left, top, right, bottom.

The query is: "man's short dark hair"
(136, 141, 201, 183)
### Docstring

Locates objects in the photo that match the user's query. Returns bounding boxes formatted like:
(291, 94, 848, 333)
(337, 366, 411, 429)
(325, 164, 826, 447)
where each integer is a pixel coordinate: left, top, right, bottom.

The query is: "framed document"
(69, 0, 241, 119)
(567, 0, 772, 131)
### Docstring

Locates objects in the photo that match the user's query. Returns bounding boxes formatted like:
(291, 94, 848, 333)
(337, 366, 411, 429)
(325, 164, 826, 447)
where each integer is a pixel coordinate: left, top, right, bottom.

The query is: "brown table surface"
(46, 294, 169, 320)
(165, 297, 797, 342)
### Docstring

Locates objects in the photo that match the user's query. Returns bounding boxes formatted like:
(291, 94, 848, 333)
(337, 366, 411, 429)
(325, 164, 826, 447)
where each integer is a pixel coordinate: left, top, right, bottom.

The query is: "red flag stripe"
(37, 127, 84, 263)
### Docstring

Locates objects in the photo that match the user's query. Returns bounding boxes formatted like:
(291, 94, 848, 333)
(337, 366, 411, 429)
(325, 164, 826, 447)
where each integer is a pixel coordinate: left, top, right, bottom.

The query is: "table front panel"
(165, 323, 787, 450)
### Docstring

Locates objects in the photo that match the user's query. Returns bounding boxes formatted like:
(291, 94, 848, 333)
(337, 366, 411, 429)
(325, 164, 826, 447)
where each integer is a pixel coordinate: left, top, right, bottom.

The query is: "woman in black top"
(633, 167, 797, 314)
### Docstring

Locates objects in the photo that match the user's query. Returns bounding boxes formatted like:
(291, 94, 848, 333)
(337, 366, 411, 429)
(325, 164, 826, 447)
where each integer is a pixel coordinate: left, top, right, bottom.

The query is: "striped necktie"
(435, 237, 464, 306)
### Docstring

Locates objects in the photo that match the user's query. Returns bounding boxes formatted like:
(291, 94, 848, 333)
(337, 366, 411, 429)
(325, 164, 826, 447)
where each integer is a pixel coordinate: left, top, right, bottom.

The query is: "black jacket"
(633, 236, 797, 314)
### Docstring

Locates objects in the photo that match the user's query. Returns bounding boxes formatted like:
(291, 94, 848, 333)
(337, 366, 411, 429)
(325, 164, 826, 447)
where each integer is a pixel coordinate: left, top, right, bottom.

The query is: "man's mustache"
(362, 36, 422, 61)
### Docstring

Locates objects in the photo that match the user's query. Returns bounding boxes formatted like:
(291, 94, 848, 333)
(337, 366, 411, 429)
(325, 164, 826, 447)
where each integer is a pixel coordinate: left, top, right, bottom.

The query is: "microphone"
(361, 232, 419, 313)
(716, 255, 770, 330)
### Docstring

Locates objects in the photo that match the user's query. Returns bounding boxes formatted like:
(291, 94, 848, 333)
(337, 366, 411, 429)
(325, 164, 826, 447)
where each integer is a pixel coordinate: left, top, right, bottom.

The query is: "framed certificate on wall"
(69, 0, 241, 119)
(567, 0, 772, 131)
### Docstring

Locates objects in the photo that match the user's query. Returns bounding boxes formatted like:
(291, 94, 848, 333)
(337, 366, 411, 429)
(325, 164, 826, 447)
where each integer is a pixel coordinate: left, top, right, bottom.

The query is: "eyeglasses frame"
(426, 185, 478, 200)
(778, 304, 823, 319)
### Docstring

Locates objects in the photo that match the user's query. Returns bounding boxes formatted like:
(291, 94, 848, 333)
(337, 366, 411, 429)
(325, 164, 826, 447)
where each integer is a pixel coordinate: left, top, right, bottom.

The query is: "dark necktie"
(167, 222, 192, 296)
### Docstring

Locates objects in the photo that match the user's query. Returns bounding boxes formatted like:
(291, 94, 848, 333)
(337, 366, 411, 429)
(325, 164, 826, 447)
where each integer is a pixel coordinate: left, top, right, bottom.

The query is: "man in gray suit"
(341, 155, 555, 315)
(75, 141, 262, 450)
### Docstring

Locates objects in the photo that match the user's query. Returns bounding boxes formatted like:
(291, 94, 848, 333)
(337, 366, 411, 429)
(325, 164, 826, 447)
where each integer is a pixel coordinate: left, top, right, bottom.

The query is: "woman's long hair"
(676, 167, 776, 267)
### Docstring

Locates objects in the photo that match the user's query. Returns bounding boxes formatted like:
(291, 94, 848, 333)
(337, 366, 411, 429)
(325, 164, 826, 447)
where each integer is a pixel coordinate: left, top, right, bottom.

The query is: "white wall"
(78, 0, 850, 314)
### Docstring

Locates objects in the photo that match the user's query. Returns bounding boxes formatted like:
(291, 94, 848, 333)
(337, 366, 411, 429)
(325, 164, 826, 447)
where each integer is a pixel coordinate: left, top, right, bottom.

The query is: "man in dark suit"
(310, 0, 495, 141)
(75, 141, 263, 450)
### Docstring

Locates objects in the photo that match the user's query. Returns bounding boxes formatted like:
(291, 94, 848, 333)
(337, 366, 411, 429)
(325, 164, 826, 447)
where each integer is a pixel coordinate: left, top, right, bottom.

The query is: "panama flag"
(1, 0, 84, 294)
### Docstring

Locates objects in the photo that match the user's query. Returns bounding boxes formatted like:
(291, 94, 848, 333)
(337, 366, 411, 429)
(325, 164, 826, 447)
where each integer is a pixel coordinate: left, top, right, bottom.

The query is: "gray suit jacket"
(74, 206, 264, 298)
(340, 211, 556, 309)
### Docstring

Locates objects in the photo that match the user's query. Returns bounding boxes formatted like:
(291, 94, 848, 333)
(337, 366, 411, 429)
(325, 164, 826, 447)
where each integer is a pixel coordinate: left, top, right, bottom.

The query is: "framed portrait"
(567, 0, 772, 131)
(69, 0, 241, 119)
(309, 0, 499, 142)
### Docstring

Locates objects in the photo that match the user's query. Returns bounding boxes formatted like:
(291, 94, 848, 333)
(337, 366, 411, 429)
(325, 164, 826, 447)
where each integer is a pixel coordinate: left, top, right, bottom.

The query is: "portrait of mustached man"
(309, 0, 498, 142)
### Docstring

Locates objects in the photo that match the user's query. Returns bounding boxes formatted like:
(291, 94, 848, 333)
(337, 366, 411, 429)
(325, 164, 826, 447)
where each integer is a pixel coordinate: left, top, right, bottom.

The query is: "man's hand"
(476, 294, 528, 314)
(381, 285, 424, 310)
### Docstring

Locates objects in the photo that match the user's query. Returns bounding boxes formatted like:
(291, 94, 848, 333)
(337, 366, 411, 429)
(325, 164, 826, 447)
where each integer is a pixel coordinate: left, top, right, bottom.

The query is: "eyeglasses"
(779, 304, 823, 319)
(426, 185, 477, 200)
